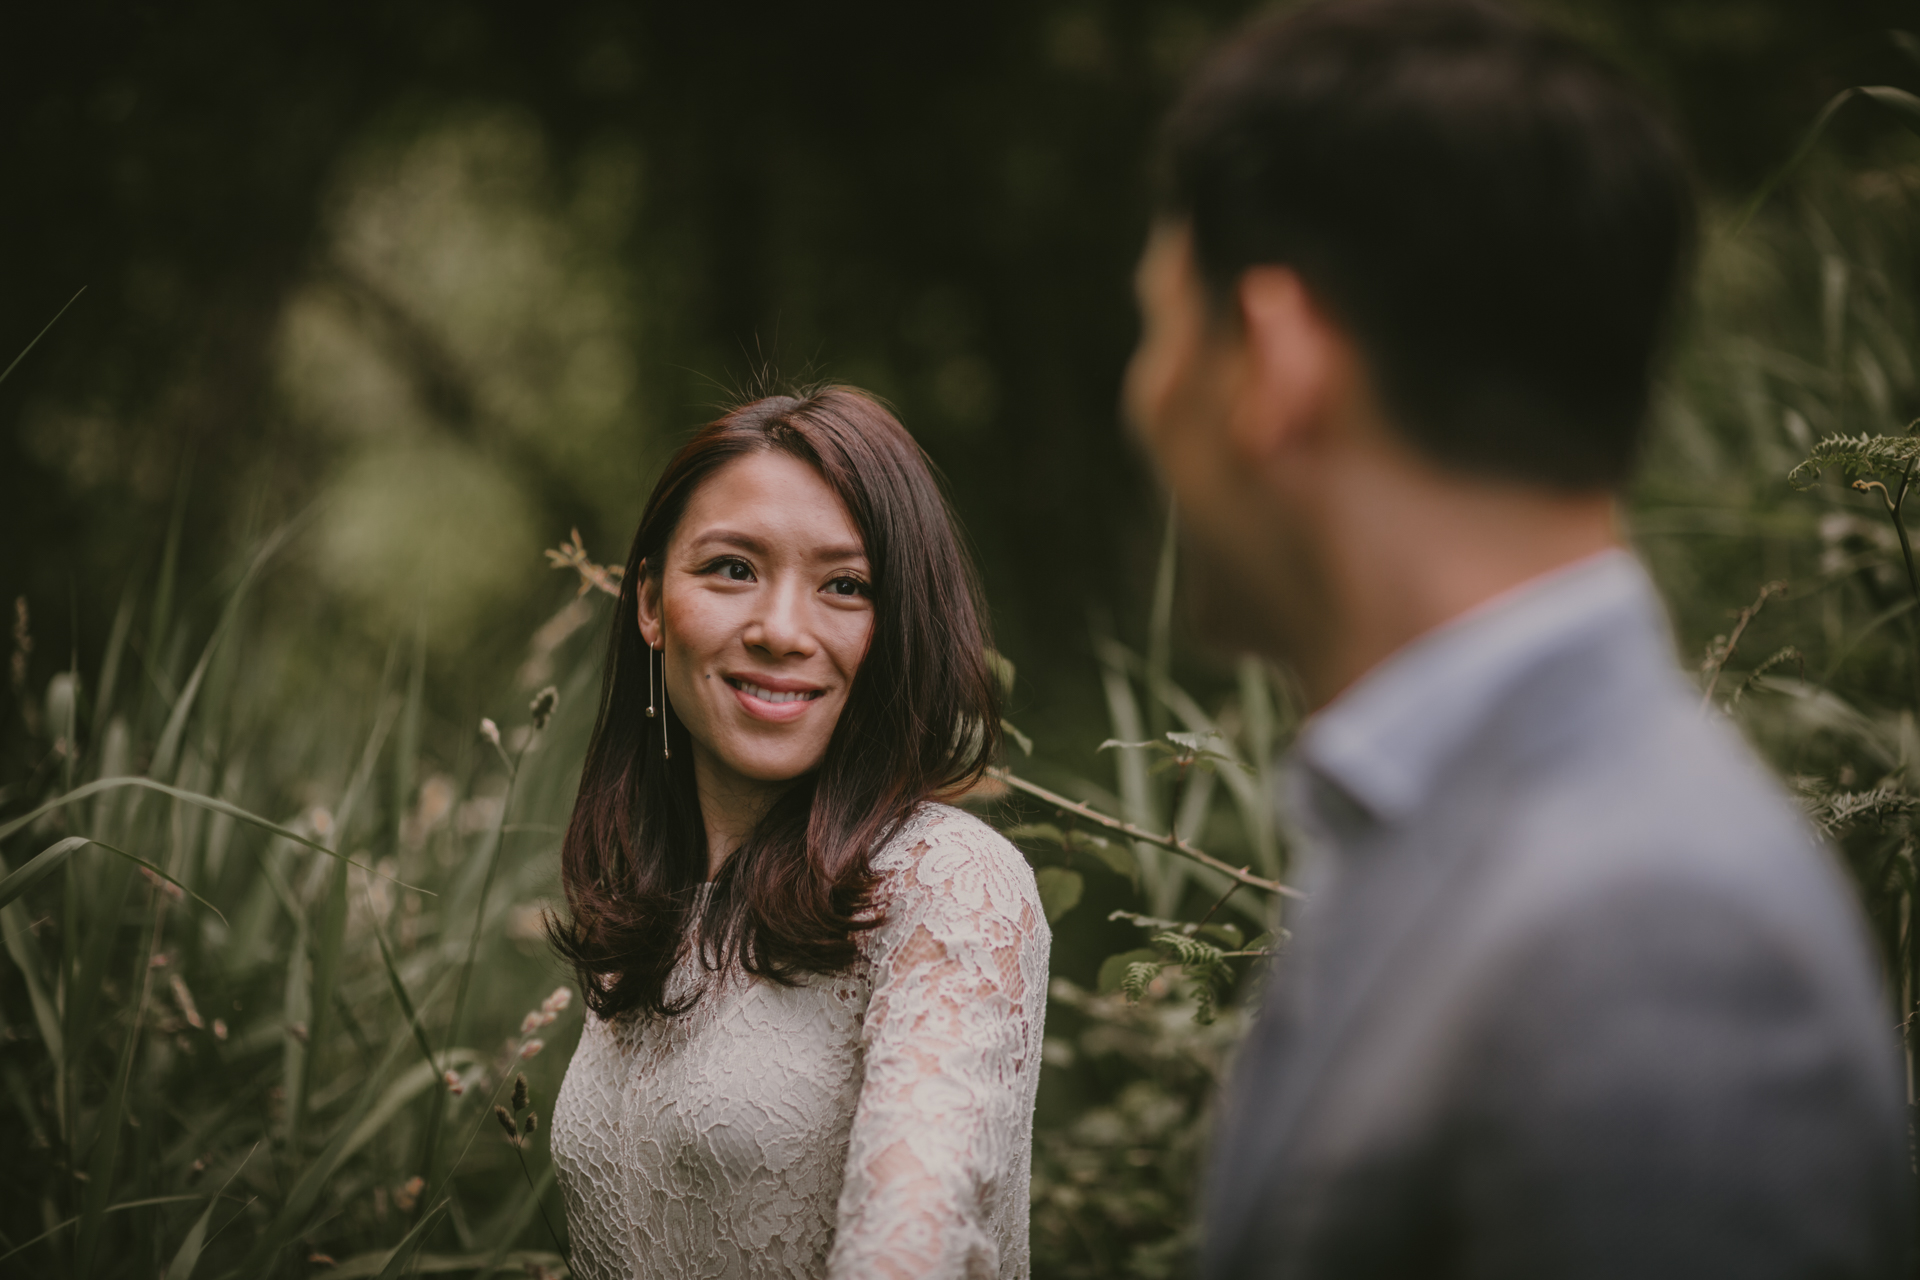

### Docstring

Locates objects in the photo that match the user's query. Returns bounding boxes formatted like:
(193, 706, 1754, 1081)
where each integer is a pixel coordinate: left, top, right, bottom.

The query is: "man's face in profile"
(1124, 223, 1308, 661)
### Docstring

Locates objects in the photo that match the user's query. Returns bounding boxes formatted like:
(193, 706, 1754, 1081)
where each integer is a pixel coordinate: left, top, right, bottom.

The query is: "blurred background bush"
(3, 1, 1919, 1276)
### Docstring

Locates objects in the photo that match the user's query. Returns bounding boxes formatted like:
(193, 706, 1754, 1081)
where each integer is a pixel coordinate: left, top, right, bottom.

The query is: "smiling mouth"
(724, 678, 824, 705)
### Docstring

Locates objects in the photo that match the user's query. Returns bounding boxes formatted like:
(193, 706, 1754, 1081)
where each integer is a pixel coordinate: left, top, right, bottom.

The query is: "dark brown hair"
(549, 386, 1001, 1019)
(1158, 0, 1695, 489)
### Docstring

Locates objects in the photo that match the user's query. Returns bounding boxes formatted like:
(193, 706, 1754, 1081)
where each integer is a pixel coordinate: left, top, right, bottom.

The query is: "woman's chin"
(702, 741, 829, 789)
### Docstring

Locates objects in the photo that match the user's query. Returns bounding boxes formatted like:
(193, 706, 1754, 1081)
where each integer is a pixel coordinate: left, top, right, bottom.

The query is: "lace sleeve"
(826, 807, 1050, 1279)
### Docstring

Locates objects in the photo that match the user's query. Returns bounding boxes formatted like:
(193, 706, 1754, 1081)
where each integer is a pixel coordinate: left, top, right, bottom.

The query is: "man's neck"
(1294, 459, 1620, 711)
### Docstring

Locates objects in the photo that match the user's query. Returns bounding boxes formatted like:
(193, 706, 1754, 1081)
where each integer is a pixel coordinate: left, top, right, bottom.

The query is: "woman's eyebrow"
(684, 530, 867, 563)
(685, 529, 769, 555)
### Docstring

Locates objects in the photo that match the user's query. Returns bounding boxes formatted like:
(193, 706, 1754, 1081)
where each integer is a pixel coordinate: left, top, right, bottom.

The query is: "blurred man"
(1124, 0, 1910, 1275)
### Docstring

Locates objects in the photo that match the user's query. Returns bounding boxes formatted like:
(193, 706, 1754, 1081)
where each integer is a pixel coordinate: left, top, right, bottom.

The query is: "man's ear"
(1229, 266, 1347, 464)
(635, 560, 662, 648)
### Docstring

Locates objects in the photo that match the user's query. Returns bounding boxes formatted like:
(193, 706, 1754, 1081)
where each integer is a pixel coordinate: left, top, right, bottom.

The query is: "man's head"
(1126, 0, 1694, 682)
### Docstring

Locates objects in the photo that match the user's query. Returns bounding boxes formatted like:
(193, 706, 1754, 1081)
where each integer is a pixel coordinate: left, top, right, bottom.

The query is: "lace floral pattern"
(551, 803, 1049, 1279)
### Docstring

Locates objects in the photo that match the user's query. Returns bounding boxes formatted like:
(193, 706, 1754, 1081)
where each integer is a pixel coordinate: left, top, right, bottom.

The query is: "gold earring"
(645, 637, 657, 719)
(656, 642, 670, 761)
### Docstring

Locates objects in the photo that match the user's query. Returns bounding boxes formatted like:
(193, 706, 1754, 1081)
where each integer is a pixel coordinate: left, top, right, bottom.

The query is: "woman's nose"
(745, 579, 814, 657)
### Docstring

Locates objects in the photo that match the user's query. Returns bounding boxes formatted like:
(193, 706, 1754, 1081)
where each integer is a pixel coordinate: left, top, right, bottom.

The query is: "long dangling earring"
(645, 637, 657, 719)
(656, 642, 670, 761)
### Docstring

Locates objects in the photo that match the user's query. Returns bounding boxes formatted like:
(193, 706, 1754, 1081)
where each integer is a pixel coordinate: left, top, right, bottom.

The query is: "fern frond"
(1121, 959, 1163, 1002)
(1789, 431, 1920, 489)
(1794, 777, 1917, 835)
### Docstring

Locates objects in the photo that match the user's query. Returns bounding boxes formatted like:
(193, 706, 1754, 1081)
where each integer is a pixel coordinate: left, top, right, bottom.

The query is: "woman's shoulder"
(868, 801, 1042, 921)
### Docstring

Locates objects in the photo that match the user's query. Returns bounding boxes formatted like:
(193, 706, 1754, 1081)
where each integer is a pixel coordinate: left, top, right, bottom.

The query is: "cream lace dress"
(550, 803, 1049, 1280)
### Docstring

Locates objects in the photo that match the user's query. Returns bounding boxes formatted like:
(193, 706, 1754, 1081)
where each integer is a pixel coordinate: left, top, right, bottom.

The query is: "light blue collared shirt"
(1283, 549, 1668, 873)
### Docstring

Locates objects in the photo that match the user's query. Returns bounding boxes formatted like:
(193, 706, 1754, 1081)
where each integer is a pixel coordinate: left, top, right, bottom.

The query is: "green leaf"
(164, 1146, 255, 1280)
(985, 648, 1017, 699)
(322, 1248, 566, 1280)
(0, 1196, 203, 1268)
(1097, 947, 1160, 996)
(367, 887, 438, 1075)
(0, 834, 225, 921)
(1121, 959, 1164, 1002)
(1088, 840, 1138, 886)
(1788, 431, 1920, 489)
(1035, 867, 1084, 922)
(1098, 737, 1174, 756)
(0, 775, 433, 894)
(1109, 909, 1188, 933)
(1199, 922, 1244, 949)
(1862, 85, 1920, 136)
(372, 1198, 454, 1280)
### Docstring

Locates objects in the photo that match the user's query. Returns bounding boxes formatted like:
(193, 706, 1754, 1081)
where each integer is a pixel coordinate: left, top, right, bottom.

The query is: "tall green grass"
(5, 77, 1920, 1280)
(0, 510, 600, 1276)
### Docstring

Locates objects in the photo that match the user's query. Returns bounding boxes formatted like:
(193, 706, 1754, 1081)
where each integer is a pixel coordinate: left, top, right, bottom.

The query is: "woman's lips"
(725, 676, 825, 723)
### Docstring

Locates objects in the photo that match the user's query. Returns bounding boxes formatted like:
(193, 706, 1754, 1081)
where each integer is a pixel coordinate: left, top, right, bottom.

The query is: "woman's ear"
(635, 559, 663, 648)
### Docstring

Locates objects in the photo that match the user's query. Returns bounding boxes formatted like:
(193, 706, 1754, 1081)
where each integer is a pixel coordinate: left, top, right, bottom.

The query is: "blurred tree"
(1, 0, 1914, 769)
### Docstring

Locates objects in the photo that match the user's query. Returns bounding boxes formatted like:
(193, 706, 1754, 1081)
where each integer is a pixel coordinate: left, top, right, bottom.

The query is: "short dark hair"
(1157, 0, 1696, 489)
(550, 387, 1001, 1019)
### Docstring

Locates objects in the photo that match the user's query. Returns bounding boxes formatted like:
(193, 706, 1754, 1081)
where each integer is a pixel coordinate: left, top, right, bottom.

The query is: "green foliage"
(6, 39, 1920, 1279)
(1787, 430, 1920, 489)
(0, 531, 587, 1276)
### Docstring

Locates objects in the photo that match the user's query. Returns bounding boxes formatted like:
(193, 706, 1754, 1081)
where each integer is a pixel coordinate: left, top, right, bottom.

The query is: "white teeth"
(729, 679, 820, 705)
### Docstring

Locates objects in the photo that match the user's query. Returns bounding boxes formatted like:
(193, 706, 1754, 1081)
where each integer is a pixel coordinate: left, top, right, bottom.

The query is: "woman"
(548, 387, 1048, 1279)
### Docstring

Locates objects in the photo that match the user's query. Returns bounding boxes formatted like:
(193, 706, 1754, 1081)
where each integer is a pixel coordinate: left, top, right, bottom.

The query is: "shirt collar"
(1290, 548, 1664, 827)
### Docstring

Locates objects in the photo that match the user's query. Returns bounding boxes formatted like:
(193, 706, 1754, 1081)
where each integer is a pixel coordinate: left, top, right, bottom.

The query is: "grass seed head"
(529, 686, 558, 730)
(511, 1073, 529, 1113)
(494, 1104, 520, 1144)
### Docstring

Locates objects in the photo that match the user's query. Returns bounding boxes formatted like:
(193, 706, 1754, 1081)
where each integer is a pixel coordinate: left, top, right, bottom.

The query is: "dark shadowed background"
(4, 3, 1920, 1277)
(3, 0, 1914, 752)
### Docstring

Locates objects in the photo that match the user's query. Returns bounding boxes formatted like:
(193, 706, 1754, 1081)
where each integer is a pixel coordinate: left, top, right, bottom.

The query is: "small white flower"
(542, 987, 573, 1014)
(443, 1069, 465, 1096)
(479, 718, 502, 748)
(520, 1010, 544, 1035)
(519, 1038, 545, 1060)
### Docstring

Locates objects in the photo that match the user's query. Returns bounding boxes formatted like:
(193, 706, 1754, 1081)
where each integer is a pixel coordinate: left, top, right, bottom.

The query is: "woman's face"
(638, 449, 875, 809)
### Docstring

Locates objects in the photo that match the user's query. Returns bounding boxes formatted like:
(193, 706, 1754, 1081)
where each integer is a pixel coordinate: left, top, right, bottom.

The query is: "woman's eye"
(700, 557, 754, 581)
(826, 576, 868, 598)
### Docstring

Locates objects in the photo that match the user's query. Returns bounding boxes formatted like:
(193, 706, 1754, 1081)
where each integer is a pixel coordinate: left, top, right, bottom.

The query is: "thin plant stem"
(1193, 877, 1243, 931)
(1700, 581, 1788, 708)
(508, 1139, 568, 1262)
(990, 767, 1300, 899)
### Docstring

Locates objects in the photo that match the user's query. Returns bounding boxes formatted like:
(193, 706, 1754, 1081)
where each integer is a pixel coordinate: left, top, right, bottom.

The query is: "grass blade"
(373, 1199, 454, 1280)
(91, 578, 139, 749)
(1733, 89, 1855, 235)
(150, 520, 298, 784)
(163, 1145, 257, 1280)
(475, 1165, 560, 1280)
(0, 854, 63, 1083)
(0, 775, 434, 894)
(0, 834, 225, 921)
(366, 886, 438, 1074)
(73, 892, 166, 1278)
(0, 1196, 203, 1268)
(0, 286, 85, 388)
